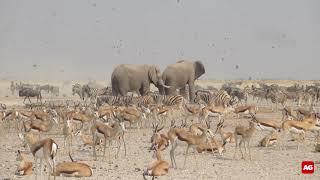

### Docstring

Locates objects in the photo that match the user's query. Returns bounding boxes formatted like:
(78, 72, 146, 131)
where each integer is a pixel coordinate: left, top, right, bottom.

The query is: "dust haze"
(1, 0, 320, 81)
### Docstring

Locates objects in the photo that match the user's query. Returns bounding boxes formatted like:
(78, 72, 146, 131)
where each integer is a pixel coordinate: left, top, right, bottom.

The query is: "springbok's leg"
(233, 135, 239, 159)
(122, 135, 127, 157)
(239, 139, 244, 159)
(170, 140, 178, 169)
(183, 145, 190, 169)
(44, 157, 52, 180)
(92, 134, 98, 161)
(248, 140, 252, 160)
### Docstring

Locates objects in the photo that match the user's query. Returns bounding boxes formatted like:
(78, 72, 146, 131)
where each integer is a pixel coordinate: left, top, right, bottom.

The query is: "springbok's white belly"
(208, 112, 220, 117)
(269, 139, 277, 145)
(242, 110, 250, 114)
(61, 172, 80, 177)
(259, 125, 276, 132)
(289, 127, 305, 134)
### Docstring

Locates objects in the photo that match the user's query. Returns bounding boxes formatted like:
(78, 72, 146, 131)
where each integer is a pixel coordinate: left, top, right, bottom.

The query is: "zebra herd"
(69, 81, 320, 111)
(247, 83, 320, 108)
(72, 83, 112, 102)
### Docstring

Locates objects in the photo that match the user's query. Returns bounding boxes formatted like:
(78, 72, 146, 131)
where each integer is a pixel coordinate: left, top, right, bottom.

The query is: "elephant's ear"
(194, 61, 205, 80)
(148, 66, 158, 84)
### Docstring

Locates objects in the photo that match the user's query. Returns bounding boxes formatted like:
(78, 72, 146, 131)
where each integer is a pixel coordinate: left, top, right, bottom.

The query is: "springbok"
(168, 123, 214, 169)
(19, 132, 58, 180)
(233, 114, 262, 160)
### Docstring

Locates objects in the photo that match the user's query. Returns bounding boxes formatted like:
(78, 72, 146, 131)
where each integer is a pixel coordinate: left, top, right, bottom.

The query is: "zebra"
(306, 85, 320, 106)
(243, 85, 254, 102)
(296, 91, 313, 107)
(212, 90, 234, 107)
(72, 83, 84, 100)
(96, 95, 135, 107)
(131, 95, 155, 107)
(265, 89, 287, 110)
(223, 87, 246, 104)
(72, 83, 101, 101)
(148, 93, 184, 107)
(250, 88, 267, 104)
(83, 84, 111, 102)
(193, 90, 235, 107)
(194, 90, 214, 105)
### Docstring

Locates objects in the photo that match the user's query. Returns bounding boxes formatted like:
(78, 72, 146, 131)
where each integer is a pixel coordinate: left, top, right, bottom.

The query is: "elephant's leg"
(119, 88, 127, 96)
(158, 85, 164, 95)
(179, 86, 187, 100)
(112, 85, 119, 96)
(140, 85, 149, 96)
(188, 83, 195, 103)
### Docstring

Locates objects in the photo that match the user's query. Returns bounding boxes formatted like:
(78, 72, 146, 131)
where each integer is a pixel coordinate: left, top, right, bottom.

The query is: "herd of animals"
(0, 60, 320, 179)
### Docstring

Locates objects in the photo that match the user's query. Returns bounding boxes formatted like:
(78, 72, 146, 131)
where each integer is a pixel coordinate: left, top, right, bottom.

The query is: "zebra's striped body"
(265, 90, 287, 109)
(72, 83, 110, 102)
(213, 90, 232, 107)
(150, 94, 184, 107)
(194, 90, 233, 107)
(97, 95, 134, 106)
(194, 90, 214, 105)
(72, 83, 83, 99)
(131, 95, 155, 107)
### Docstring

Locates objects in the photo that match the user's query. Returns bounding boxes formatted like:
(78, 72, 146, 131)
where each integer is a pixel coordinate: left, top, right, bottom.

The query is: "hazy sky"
(0, 0, 320, 81)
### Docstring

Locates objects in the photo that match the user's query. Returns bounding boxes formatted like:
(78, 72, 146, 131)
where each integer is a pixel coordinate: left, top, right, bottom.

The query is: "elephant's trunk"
(163, 84, 171, 89)
(157, 79, 171, 89)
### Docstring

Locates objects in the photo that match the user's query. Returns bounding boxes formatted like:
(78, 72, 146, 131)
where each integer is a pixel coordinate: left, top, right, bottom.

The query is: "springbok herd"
(0, 80, 320, 179)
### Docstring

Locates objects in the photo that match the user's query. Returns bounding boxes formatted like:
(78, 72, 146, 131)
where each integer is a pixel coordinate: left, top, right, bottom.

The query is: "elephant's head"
(148, 65, 170, 89)
(194, 61, 205, 80)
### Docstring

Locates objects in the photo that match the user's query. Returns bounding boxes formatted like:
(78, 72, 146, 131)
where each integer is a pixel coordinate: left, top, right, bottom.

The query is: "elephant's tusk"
(163, 85, 171, 89)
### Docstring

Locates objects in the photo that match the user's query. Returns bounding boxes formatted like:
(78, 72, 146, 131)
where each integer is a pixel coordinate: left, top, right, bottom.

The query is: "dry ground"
(0, 80, 319, 180)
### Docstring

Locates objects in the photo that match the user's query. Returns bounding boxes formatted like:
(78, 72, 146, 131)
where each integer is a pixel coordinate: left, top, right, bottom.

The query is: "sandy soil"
(0, 80, 319, 180)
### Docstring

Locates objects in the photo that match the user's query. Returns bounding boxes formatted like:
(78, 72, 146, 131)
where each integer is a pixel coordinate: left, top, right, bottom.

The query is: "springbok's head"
(215, 119, 225, 134)
(249, 113, 263, 130)
(150, 123, 164, 150)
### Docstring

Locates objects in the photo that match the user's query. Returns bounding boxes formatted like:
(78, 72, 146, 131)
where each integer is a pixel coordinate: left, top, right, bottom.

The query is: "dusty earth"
(0, 80, 319, 180)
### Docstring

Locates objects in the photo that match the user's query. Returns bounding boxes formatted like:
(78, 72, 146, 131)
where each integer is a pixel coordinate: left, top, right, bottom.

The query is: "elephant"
(111, 64, 170, 96)
(161, 60, 205, 102)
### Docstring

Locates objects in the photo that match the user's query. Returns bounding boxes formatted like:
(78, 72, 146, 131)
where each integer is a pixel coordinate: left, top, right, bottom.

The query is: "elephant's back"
(166, 61, 193, 71)
(112, 64, 146, 74)
(111, 64, 131, 79)
(164, 63, 193, 76)
(112, 64, 147, 82)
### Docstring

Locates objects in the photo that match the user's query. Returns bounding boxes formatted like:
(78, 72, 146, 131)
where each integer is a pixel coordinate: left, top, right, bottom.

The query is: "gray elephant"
(111, 64, 170, 96)
(161, 60, 205, 102)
